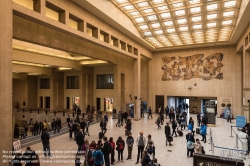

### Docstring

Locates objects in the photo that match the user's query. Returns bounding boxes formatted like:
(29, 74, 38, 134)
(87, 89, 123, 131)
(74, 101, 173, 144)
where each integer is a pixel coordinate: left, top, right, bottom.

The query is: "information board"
(236, 116, 246, 128)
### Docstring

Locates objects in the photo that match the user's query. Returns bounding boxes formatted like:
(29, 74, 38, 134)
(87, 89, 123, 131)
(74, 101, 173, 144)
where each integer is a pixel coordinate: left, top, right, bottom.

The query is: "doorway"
(66, 97, 70, 109)
(40, 96, 43, 108)
(96, 98, 101, 111)
(45, 96, 50, 109)
(155, 95, 164, 113)
(141, 101, 147, 112)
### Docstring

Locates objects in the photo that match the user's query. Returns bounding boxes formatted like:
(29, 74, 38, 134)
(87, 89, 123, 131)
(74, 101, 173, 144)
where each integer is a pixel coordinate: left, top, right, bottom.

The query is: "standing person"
(104, 113, 109, 124)
(160, 110, 164, 125)
(200, 122, 207, 143)
(238, 128, 248, 154)
(80, 119, 86, 133)
(165, 122, 172, 146)
(226, 107, 232, 123)
(120, 110, 124, 126)
(22, 147, 34, 166)
(147, 107, 153, 119)
(126, 132, 134, 160)
(41, 129, 51, 157)
(188, 122, 194, 135)
(171, 119, 177, 137)
(39, 121, 43, 135)
(67, 115, 70, 123)
(116, 111, 122, 127)
(146, 134, 154, 149)
(109, 137, 116, 165)
(186, 130, 195, 157)
(102, 136, 111, 166)
(87, 104, 90, 113)
(100, 118, 107, 135)
(141, 107, 145, 118)
(93, 146, 104, 166)
(135, 131, 146, 164)
(33, 121, 39, 136)
(85, 119, 90, 136)
(72, 120, 78, 140)
(116, 136, 125, 163)
(123, 111, 128, 124)
(68, 119, 73, 140)
(194, 139, 203, 154)
(75, 129, 85, 153)
(112, 107, 117, 119)
(197, 113, 201, 127)
(156, 115, 161, 129)
(165, 106, 169, 119)
(147, 141, 155, 160)
(141, 151, 151, 166)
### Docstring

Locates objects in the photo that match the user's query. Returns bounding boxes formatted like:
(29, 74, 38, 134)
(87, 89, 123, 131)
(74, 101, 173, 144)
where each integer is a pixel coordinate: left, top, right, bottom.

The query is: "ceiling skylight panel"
(177, 18, 187, 24)
(116, 0, 128, 4)
(164, 21, 173, 26)
(179, 27, 188, 31)
(123, 5, 134, 10)
(155, 30, 164, 35)
(224, 1, 236, 8)
(143, 9, 153, 13)
(222, 20, 233, 25)
(189, 0, 200, 4)
(139, 25, 149, 30)
(130, 11, 140, 16)
(193, 24, 202, 29)
(223, 11, 234, 17)
(207, 4, 218, 11)
(135, 17, 144, 23)
(207, 22, 217, 28)
(152, 0, 164, 4)
(175, 10, 185, 16)
(137, 2, 149, 8)
(172, 2, 183, 8)
(160, 12, 171, 19)
(151, 23, 161, 28)
(148, 15, 158, 21)
(207, 14, 217, 20)
(167, 28, 176, 33)
(190, 7, 201, 14)
(192, 16, 201, 22)
(157, 6, 168, 11)
(144, 32, 152, 36)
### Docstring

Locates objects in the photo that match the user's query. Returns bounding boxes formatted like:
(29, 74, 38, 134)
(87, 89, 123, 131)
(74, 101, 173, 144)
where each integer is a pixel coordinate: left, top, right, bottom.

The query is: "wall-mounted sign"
(236, 116, 246, 128)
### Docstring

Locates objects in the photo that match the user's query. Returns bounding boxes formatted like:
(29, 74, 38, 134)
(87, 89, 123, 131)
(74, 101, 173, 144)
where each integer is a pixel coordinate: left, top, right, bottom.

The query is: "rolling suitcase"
(196, 128, 200, 134)
(99, 132, 104, 139)
(177, 130, 183, 136)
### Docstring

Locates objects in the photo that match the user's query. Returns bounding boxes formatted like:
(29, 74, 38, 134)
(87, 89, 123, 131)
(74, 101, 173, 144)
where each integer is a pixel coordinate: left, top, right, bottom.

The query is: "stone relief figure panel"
(161, 53, 224, 81)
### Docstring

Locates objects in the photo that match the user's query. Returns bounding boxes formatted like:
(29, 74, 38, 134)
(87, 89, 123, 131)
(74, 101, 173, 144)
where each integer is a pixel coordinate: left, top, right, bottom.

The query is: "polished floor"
(21, 113, 250, 166)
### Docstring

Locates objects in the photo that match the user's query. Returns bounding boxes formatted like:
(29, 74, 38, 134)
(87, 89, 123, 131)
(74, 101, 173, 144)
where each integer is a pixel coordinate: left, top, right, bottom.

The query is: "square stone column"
(51, 72, 64, 111)
(0, 1, 13, 165)
(133, 53, 141, 121)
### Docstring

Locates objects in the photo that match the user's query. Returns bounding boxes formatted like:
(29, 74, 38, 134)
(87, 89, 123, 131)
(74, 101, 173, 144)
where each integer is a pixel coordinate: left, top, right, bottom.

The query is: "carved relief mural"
(161, 53, 224, 81)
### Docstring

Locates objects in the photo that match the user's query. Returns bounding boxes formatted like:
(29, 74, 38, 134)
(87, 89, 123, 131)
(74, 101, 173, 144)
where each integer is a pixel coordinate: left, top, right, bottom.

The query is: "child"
(153, 158, 161, 166)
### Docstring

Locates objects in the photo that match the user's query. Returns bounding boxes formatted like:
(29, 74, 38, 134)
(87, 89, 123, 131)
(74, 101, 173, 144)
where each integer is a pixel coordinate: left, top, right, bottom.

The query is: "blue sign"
(236, 116, 246, 127)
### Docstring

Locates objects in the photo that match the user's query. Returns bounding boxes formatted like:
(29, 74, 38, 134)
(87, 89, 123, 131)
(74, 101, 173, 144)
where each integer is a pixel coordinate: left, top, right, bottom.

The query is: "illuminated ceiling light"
(12, 60, 45, 67)
(207, 14, 217, 20)
(135, 17, 144, 23)
(144, 31, 152, 36)
(192, 16, 201, 22)
(157, 6, 168, 11)
(172, 2, 183, 8)
(189, 0, 200, 4)
(177, 18, 187, 24)
(224, 1, 236, 8)
(151, 23, 161, 28)
(28, 73, 42, 75)
(143, 9, 153, 13)
(155, 30, 163, 35)
(207, 4, 218, 11)
(164, 21, 173, 26)
(167, 28, 175, 33)
(222, 20, 233, 25)
(223, 11, 234, 17)
(123, 5, 134, 10)
(175, 10, 185, 16)
(152, 0, 164, 4)
(148, 15, 157, 21)
(58, 67, 72, 70)
(160, 12, 171, 19)
(179, 27, 188, 31)
(137, 2, 149, 7)
(116, 0, 128, 3)
(139, 25, 149, 30)
(207, 22, 217, 28)
(190, 7, 201, 14)
(80, 60, 107, 65)
(130, 11, 140, 16)
(193, 24, 202, 29)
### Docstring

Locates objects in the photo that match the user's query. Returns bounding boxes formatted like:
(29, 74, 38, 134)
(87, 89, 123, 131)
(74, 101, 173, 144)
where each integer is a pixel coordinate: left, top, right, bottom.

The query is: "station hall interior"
(1, 0, 250, 165)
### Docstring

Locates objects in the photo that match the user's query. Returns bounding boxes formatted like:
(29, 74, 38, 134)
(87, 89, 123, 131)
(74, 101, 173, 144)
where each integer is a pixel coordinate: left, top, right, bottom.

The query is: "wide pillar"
(51, 72, 64, 111)
(133, 53, 141, 121)
(0, 0, 12, 165)
(114, 64, 121, 110)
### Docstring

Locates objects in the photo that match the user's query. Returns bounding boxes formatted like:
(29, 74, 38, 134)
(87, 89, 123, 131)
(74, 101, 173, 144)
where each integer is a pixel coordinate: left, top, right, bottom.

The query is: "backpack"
(94, 151, 103, 163)
(104, 115, 108, 121)
(186, 141, 193, 149)
(87, 149, 93, 160)
(147, 146, 154, 155)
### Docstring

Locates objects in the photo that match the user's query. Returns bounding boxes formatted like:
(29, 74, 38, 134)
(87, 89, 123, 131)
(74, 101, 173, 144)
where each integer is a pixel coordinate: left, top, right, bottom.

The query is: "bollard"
(63, 111, 65, 117)
(73, 112, 74, 117)
(236, 134, 238, 149)
(38, 109, 39, 114)
(229, 126, 233, 137)
(46, 110, 47, 115)
(23, 108, 24, 113)
(54, 111, 56, 116)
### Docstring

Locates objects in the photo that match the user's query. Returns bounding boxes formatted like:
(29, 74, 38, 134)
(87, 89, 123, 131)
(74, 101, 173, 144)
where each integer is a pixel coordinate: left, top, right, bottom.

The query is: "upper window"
(97, 75, 114, 89)
(66, 76, 79, 89)
(40, 78, 50, 89)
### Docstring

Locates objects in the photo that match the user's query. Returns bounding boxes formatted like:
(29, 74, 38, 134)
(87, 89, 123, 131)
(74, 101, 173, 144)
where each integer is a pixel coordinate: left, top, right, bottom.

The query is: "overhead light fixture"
(155, 30, 163, 35)
(116, 0, 128, 3)
(179, 27, 188, 31)
(28, 73, 42, 75)
(193, 24, 202, 29)
(207, 22, 217, 28)
(12, 60, 45, 67)
(58, 67, 72, 70)
(167, 28, 175, 33)
(189, 0, 200, 4)
(177, 18, 187, 24)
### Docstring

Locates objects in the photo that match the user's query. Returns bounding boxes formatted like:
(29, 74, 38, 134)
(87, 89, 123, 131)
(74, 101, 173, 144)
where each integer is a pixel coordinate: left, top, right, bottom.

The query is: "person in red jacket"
(109, 137, 116, 165)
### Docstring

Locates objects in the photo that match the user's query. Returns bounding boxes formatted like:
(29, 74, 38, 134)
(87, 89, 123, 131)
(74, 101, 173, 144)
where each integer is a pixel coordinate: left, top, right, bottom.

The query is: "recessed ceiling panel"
(111, 0, 242, 48)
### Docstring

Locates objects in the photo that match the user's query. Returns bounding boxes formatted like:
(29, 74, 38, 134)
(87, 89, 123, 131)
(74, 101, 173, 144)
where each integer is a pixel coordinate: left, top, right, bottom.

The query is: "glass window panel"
(123, 5, 134, 10)
(222, 20, 232, 25)
(152, 0, 164, 4)
(207, 14, 217, 20)
(151, 23, 161, 28)
(167, 28, 176, 33)
(135, 17, 144, 23)
(207, 22, 217, 27)
(193, 24, 202, 29)
(190, 7, 201, 14)
(144, 32, 152, 36)
(148, 15, 157, 21)
(172, 2, 183, 8)
(189, 0, 200, 4)
(137, 2, 149, 7)
(164, 21, 173, 26)
(179, 27, 188, 31)
(177, 18, 187, 24)
(207, 4, 218, 11)
(143, 9, 153, 13)
(161, 12, 171, 19)
(130, 11, 140, 16)
(192, 16, 201, 22)
(224, 1, 236, 8)
(140, 25, 148, 30)
(157, 6, 168, 11)
(175, 10, 185, 16)
(223, 11, 234, 17)
(155, 30, 163, 34)
(116, 0, 128, 3)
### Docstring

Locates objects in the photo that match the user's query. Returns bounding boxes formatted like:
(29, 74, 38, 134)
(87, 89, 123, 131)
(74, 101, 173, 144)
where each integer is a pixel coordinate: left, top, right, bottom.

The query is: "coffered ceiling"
(110, 0, 242, 48)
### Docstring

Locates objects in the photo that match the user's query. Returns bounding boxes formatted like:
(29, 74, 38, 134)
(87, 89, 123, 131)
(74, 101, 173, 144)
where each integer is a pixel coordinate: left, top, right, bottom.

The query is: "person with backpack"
(147, 107, 153, 119)
(171, 119, 177, 137)
(146, 141, 155, 160)
(75, 129, 85, 153)
(186, 130, 195, 157)
(93, 146, 104, 166)
(135, 131, 146, 164)
(102, 136, 111, 166)
(141, 150, 151, 166)
(126, 132, 134, 160)
(116, 136, 125, 163)
(109, 137, 116, 165)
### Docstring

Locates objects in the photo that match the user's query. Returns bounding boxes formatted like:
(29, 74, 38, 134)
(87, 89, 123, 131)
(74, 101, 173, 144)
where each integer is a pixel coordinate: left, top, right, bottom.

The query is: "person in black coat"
(126, 119, 132, 133)
(171, 119, 177, 137)
(102, 136, 111, 166)
(75, 129, 85, 153)
(22, 147, 34, 166)
(41, 129, 51, 157)
(165, 122, 172, 146)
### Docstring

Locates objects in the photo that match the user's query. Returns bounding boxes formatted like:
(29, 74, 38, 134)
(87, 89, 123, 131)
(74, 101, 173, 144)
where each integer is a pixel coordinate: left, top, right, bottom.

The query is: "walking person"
(112, 107, 117, 119)
(126, 119, 132, 133)
(116, 111, 122, 127)
(33, 121, 39, 136)
(165, 106, 169, 119)
(141, 107, 145, 118)
(126, 132, 134, 160)
(226, 107, 232, 123)
(171, 119, 177, 137)
(41, 129, 51, 157)
(200, 122, 207, 143)
(75, 129, 85, 153)
(109, 137, 116, 165)
(147, 107, 153, 119)
(165, 122, 172, 146)
(102, 136, 111, 166)
(186, 130, 195, 157)
(156, 115, 161, 129)
(116, 136, 125, 163)
(135, 131, 146, 164)
(100, 118, 107, 135)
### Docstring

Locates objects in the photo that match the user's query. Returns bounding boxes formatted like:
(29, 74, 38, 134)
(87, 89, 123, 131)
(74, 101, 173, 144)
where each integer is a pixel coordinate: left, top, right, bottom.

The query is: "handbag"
(167, 136, 173, 142)
(186, 141, 193, 149)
